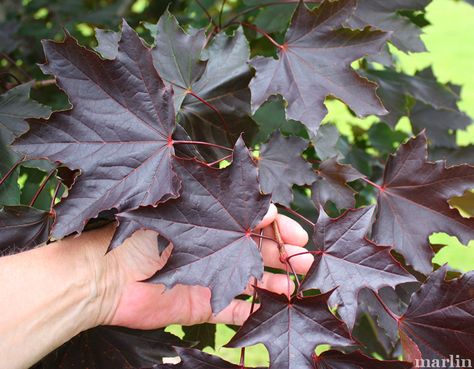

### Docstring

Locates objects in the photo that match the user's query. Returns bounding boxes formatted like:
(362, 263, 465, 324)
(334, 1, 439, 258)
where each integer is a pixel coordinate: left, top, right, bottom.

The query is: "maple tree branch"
(0, 159, 24, 186)
(30, 169, 56, 207)
(361, 177, 384, 192)
(172, 140, 234, 152)
(371, 290, 400, 322)
(239, 22, 284, 49)
(272, 221, 301, 291)
(194, 0, 217, 27)
(276, 204, 315, 227)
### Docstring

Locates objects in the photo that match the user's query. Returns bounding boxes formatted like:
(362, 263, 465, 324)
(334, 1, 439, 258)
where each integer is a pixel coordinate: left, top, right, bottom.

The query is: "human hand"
(88, 204, 313, 329)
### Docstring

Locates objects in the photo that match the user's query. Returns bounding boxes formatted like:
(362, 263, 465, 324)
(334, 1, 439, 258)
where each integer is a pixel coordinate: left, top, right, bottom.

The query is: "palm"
(104, 206, 312, 329)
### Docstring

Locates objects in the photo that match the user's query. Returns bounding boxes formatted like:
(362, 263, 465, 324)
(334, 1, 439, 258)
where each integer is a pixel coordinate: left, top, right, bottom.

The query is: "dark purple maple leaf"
(112, 138, 270, 312)
(258, 131, 317, 206)
(13, 21, 180, 238)
(312, 158, 363, 210)
(249, 0, 388, 138)
(301, 206, 415, 329)
(0, 205, 53, 254)
(346, 0, 431, 53)
(314, 350, 413, 368)
(151, 13, 257, 160)
(363, 68, 471, 147)
(156, 347, 265, 369)
(371, 133, 474, 274)
(151, 11, 207, 109)
(226, 288, 354, 369)
(398, 265, 474, 363)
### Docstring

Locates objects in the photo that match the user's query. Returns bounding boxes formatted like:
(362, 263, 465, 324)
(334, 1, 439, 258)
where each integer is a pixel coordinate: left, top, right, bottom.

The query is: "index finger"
(254, 203, 277, 230)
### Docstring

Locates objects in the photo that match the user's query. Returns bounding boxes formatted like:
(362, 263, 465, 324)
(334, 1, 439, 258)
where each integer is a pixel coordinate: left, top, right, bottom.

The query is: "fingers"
(242, 272, 295, 296)
(261, 243, 314, 274)
(254, 203, 277, 230)
(266, 214, 309, 246)
(210, 299, 260, 325)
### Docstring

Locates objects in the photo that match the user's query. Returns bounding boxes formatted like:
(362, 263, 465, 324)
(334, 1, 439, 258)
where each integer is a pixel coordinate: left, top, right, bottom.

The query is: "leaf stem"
(219, 0, 227, 29)
(173, 140, 234, 152)
(276, 204, 315, 227)
(371, 290, 400, 322)
(239, 22, 284, 49)
(0, 158, 24, 187)
(286, 250, 322, 263)
(50, 181, 62, 212)
(185, 90, 232, 135)
(194, 0, 217, 27)
(206, 154, 233, 167)
(240, 229, 264, 368)
(30, 169, 56, 207)
(361, 177, 384, 192)
(224, 1, 320, 28)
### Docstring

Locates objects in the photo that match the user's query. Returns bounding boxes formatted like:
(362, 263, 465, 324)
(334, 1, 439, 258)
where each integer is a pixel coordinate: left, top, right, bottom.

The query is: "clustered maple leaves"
(1, 0, 474, 368)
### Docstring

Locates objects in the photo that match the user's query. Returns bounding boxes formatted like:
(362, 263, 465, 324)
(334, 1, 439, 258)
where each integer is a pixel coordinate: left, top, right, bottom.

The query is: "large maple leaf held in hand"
(13, 21, 180, 238)
(398, 265, 474, 362)
(372, 133, 474, 274)
(301, 206, 415, 329)
(226, 288, 354, 369)
(249, 0, 389, 138)
(112, 138, 271, 313)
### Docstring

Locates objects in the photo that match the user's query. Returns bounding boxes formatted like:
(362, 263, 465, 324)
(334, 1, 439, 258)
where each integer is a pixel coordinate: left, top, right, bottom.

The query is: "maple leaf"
(409, 101, 471, 148)
(355, 283, 420, 357)
(257, 131, 317, 206)
(38, 326, 183, 369)
(157, 347, 266, 369)
(150, 11, 207, 109)
(314, 350, 413, 369)
(371, 133, 474, 274)
(226, 288, 354, 369)
(430, 145, 474, 166)
(13, 21, 180, 238)
(182, 323, 216, 350)
(94, 28, 120, 60)
(112, 138, 271, 312)
(301, 206, 415, 329)
(0, 205, 52, 254)
(363, 68, 471, 147)
(346, 0, 431, 53)
(449, 190, 474, 218)
(398, 265, 474, 362)
(0, 82, 50, 205)
(249, 0, 388, 138)
(151, 13, 257, 159)
(312, 158, 363, 210)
